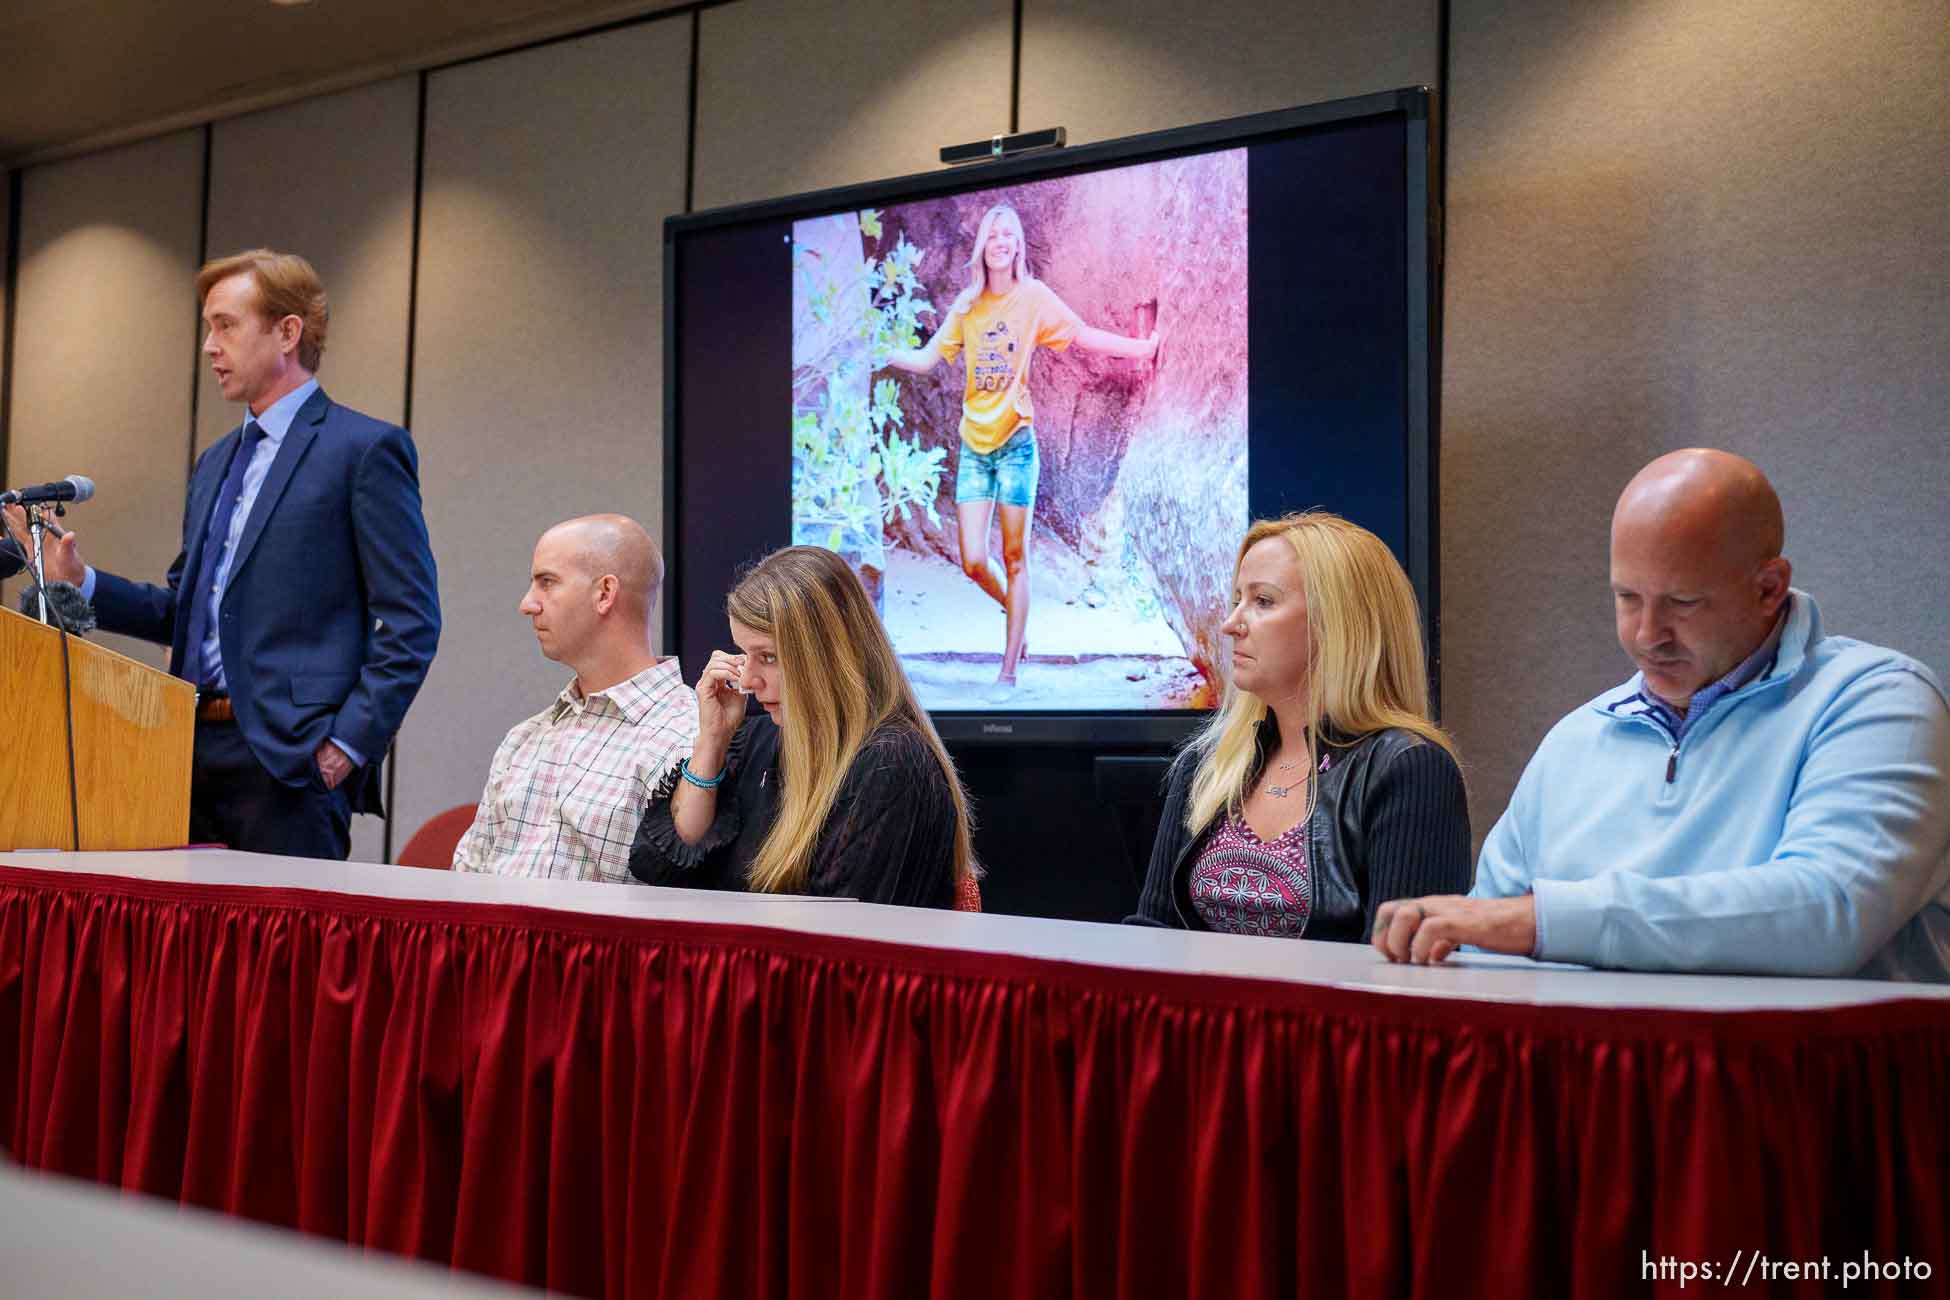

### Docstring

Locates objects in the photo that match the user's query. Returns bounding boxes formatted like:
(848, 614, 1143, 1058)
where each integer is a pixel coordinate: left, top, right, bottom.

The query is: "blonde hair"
(196, 248, 329, 373)
(728, 546, 977, 893)
(1184, 512, 1457, 834)
(951, 204, 1033, 316)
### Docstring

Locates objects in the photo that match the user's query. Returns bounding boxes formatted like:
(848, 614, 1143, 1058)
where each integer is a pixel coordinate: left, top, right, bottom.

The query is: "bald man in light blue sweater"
(1375, 449, 1950, 980)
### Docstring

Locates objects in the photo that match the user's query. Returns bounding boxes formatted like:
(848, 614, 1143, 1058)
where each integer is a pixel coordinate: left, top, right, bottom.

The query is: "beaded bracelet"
(679, 757, 725, 789)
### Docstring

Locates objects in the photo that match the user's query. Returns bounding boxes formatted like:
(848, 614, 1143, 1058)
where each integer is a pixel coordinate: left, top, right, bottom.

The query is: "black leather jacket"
(1128, 721, 1472, 941)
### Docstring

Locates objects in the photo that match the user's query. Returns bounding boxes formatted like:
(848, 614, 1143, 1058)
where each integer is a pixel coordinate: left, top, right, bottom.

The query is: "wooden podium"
(0, 606, 193, 850)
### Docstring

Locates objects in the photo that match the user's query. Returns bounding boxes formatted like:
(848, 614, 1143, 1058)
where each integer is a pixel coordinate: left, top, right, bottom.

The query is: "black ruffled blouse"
(629, 713, 958, 909)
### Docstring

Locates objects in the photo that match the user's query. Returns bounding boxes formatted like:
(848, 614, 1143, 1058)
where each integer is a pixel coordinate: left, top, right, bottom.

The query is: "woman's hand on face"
(694, 650, 749, 751)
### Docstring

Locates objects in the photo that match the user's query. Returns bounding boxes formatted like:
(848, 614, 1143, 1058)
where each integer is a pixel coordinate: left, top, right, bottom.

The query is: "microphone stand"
(11, 502, 82, 849)
(24, 501, 63, 625)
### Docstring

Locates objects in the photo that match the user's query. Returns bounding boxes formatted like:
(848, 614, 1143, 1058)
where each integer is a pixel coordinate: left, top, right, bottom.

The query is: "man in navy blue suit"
(6, 249, 440, 859)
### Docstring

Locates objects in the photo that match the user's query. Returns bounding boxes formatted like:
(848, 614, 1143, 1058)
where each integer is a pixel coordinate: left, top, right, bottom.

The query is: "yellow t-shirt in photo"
(937, 280, 1083, 454)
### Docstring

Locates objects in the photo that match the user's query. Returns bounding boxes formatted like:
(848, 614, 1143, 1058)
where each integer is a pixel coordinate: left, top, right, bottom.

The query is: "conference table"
(1, 850, 1944, 1299)
(1, 1161, 534, 1299)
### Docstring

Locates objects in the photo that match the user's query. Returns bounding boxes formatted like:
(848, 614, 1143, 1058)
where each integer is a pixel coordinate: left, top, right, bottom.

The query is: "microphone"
(17, 580, 96, 636)
(0, 475, 95, 507)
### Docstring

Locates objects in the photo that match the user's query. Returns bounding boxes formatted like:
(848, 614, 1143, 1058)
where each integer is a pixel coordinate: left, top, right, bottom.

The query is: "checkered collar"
(550, 657, 684, 725)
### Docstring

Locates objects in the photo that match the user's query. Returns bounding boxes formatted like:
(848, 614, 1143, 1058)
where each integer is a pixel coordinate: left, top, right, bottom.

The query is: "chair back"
(397, 803, 477, 869)
(953, 874, 983, 912)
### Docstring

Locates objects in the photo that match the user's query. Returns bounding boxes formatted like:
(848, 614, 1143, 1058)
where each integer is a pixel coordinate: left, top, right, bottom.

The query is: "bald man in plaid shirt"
(453, 515, 696, 881)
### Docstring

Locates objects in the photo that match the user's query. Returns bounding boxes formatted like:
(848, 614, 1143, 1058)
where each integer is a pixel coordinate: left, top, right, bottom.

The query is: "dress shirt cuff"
(79, 566, 97, 601)
(329, 737, 367, 768)
(1530, 876, 1607, 966)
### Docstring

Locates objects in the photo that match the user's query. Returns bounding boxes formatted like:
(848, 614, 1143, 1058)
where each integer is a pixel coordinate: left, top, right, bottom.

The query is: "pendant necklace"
(1265, 754, 1304, 799)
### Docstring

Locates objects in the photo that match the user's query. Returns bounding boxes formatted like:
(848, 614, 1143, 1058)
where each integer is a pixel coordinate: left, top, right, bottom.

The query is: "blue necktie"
(181, 421, 265, 687)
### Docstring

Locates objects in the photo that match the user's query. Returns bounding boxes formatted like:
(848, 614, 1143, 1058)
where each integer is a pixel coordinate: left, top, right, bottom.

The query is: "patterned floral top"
(1186, 807, 1312, 938)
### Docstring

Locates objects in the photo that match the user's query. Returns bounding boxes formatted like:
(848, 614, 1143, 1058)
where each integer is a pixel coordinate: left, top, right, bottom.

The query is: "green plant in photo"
(792, 388, 881, 551)
(863, 227, 935, 371)
(876, 412, 946, 530)
(792, 210, 946, 555)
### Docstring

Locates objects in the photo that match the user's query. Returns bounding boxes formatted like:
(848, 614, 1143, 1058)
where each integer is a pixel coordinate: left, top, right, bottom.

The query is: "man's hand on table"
(1371, 894, 1538, 965)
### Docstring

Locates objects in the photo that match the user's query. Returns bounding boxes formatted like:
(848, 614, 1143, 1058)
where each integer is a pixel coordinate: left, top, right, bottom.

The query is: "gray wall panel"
(10, 131, 204, 669)
(1019, 0, 1438, 143)
(1443, 0, 1950, 839)
(198, 77, 420, 863)
(692, 0, 1014, 211)
(398, 20, 691, 853)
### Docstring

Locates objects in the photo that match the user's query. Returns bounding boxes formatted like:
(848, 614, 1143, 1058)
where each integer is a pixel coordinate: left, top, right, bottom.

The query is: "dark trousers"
(190, 721, 352, 860)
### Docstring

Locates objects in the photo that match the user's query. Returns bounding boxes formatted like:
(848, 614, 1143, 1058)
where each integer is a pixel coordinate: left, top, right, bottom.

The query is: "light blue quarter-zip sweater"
(1473, 591, 1950, 981)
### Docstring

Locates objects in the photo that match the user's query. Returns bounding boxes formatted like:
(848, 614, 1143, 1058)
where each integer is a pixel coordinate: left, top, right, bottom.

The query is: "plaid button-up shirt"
(453, 657, 697, 882)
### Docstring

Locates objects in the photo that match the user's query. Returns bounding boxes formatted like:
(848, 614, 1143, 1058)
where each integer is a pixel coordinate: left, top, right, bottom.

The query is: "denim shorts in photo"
(955, 425, 1040, 508)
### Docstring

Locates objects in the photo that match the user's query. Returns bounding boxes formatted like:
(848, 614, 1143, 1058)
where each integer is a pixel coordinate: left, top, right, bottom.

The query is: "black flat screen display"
(666, 88, 1437, 744)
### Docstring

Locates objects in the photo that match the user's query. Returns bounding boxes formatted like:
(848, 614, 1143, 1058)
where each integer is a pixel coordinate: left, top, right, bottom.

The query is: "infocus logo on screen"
(981, 723, 1015, 734)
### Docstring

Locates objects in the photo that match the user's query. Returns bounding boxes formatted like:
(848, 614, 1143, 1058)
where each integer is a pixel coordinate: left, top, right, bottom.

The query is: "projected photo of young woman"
(790, 149, 1249, 713)
(884, 204, 1159, 690)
